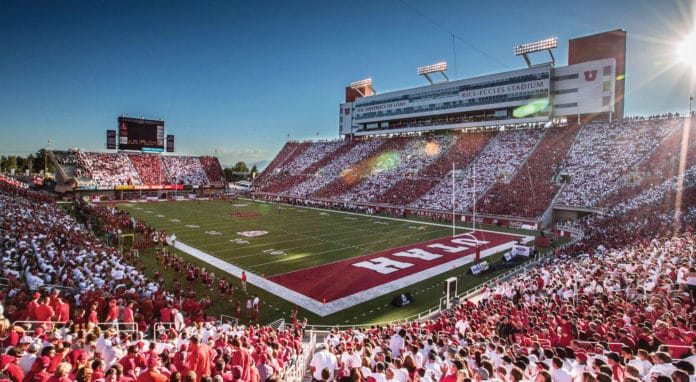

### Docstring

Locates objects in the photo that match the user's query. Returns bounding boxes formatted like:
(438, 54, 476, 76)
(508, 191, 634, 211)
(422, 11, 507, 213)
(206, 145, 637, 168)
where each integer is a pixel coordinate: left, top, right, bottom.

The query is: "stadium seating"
(556, 118, 678, 208)
(253, 118, 695, 223)
(199, 156, 226, 186)
(479, 123, 581, 218)
(340, 136, 450, 204)
(411, 128, 545, 212)
(52, 149, 92, 184)
(51, 150, 225, 188)
(252, 141, 311, 189)
(281, 138, 386, 197)
(127, 153, 169, 185)
(0, 181, 304, 381)
(81, 152, 142, 187)
(418, 132, 492, 178)
(161, 156, 210, 186)
(599, 120, 696, 211)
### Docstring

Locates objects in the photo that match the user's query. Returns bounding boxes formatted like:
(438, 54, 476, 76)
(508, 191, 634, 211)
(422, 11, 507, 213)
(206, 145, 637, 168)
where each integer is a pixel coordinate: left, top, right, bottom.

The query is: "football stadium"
(1, 5, 696, 382)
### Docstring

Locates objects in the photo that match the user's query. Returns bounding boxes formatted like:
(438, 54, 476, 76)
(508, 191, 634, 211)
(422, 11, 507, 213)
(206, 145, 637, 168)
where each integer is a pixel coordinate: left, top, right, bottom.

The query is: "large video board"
(118, 117, 165, 152)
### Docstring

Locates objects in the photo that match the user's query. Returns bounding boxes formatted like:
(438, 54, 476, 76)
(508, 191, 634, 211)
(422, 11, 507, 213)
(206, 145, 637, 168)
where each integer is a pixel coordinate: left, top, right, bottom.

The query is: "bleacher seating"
(81, 152, 141, 187)
(419, 132, 492, 178)
(161, 156, 210, 186)
(281, 139, 385, 197)
(127, 153, 169, 185)
(50, 150, 226, 189)
(52, 149, 91, 184)
(556, 118, 678, 207)
(199, 156, 226, 186)
(411, 128, 545, 212)
(480, 123, 581, 218)
(0, 180, 304, 382)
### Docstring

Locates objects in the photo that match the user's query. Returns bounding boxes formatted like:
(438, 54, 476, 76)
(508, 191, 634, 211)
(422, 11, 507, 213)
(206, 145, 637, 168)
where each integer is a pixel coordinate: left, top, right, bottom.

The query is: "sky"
(1, 0, 695, 167)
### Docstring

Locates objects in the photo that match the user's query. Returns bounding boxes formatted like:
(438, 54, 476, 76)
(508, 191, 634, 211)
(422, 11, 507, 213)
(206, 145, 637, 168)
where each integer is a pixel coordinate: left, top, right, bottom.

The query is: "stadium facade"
(340, 30, 626, 137)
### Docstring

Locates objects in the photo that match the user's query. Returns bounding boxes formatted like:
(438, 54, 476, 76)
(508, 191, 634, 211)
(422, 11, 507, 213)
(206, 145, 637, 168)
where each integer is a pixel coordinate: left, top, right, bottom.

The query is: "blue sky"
(1, 0, 694, 167)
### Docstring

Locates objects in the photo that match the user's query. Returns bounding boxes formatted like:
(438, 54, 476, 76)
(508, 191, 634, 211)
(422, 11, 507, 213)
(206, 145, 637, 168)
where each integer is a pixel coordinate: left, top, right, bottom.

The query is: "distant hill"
(251, 160, 268, 172)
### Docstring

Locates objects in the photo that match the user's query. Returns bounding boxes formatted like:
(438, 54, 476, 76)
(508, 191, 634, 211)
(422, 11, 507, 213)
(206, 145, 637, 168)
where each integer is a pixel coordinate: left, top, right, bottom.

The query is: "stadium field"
(118, 198, 535, 326)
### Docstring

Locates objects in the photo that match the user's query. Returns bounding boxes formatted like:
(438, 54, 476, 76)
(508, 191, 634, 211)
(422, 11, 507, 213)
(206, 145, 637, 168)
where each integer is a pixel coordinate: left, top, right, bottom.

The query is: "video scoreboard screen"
(118, 117, 165, 152)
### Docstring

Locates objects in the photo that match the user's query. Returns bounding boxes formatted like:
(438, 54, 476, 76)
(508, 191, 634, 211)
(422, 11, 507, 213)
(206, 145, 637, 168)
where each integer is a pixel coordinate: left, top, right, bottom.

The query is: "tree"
(32, 149, 56, 174)
(223, 167, 236, 182)
(233, 161, 249, 173)
(250, 165, 258, 180)
(5, 156, 17, 171)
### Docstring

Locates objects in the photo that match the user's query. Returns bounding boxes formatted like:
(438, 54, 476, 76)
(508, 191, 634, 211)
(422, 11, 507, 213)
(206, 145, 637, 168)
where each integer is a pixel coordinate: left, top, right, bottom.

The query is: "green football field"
(118, 199, 532, 326)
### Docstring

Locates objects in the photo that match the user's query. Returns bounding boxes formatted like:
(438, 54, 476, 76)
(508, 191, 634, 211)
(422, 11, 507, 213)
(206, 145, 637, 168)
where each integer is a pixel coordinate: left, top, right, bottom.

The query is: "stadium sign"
(459, 79, 548, 101)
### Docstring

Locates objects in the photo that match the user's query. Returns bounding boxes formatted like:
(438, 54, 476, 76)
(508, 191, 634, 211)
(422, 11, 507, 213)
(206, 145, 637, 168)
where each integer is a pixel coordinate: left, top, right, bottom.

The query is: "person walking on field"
(241, 271, 247, 294)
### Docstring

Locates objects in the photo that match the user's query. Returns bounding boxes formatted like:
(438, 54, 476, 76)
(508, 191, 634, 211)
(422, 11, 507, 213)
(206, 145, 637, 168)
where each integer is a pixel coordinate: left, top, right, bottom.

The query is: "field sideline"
(118, 199, 534, 323)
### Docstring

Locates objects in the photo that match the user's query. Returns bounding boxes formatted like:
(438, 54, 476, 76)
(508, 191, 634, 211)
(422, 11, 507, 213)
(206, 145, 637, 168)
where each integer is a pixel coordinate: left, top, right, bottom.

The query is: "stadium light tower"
(350, 78, 375, 97)
(514, 37, 558, 68)
(418, 61, 449, 85)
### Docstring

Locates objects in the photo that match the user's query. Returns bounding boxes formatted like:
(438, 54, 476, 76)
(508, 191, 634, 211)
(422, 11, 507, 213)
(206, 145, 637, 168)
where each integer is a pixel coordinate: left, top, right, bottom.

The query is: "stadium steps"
(123, 153, 143, 185)
(47, 150, 69, 181)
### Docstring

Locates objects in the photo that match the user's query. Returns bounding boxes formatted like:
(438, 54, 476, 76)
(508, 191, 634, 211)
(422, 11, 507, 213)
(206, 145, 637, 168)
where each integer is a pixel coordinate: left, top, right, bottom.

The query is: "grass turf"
(118, 199, 537, 327)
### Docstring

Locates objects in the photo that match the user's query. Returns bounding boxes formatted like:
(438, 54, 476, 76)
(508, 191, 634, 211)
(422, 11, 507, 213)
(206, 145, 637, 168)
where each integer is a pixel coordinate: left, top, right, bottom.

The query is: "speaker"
(391, 292, 413, 307)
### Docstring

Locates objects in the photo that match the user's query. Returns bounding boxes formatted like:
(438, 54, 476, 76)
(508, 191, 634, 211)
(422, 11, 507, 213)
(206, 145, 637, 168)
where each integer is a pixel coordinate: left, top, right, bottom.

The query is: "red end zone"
(268, 230, 521, 302)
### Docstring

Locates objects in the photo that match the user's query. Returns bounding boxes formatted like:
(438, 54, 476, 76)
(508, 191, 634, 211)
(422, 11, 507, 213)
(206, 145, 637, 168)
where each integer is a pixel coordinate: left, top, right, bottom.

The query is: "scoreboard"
(117, 116, 165, 152)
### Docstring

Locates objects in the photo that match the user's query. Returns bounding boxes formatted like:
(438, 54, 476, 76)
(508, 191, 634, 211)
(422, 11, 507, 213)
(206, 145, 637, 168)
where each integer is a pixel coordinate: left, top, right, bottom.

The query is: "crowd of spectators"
(0, 179, 305, 382)
(281, 139, 385, 198)
(419, 133, 491, 178)
(278, 141, 347, 176)
(308, 224, 695, 382)
(340, 136, 448, 204)
(80, 153, 141, 188)
(252, 117, 693, 219)
(252, 142, 311, 189)
(52, 150, 91, 183)
(198, 157, 226, 187)
(599, 120, 696, 212)
(127, 154, 169, 186)
(556, 118, 679, 208)
(161, 157, 210, 187)
(50, 151, 225, 189)
(480, 124, 581, 218)
(411, 129, 545, 213)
